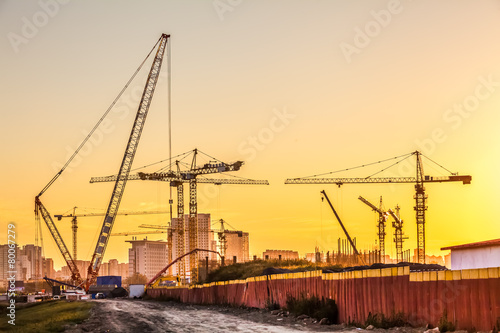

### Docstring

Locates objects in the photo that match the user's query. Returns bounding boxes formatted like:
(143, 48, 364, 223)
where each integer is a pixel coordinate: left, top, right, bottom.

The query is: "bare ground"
(68, 299, 429, 333)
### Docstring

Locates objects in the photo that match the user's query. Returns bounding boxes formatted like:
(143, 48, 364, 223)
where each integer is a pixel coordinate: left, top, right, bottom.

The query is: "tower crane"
(212, 219, 228, 258)
(388, 205, 408, 263)
(321, 190, 366, 266)
(358, 196, 388, 263)
(110, 230, 166, 236)
(54, 208, 168, 260)
(90, 162, 268, 282)
(34, 34, 170, 290)
(139, 218, 236, 261)
(286, 151, 471, 264)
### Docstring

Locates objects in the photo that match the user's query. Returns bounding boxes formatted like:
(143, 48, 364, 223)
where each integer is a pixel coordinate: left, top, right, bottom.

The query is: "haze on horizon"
(1, 0, 500, 269)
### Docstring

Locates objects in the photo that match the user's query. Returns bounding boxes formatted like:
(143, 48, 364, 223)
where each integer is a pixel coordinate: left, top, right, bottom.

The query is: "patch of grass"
(265, 299, 280, 311)
(286, 295, 338, 324)
(495, 317, 500, 333)
(0, 300, 94, 332)
(203, 259, 342, 283)
(363, 312, 407, 328)
(438, 309, 455, 332)
(153, 293, 181, 303)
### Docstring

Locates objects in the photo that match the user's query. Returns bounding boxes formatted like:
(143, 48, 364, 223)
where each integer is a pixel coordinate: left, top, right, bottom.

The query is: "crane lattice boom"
(85, 34, 170, 290)
(285, 175, 471, 185)
(358, 196, 387, 263)
(90, 174, 268, 185)
(35, 198, 83, 285)
(388, 207, 408, 263)
(286, 151, 471, 264)
(110, 230, 166, 236)
(89, 154, 268, 282)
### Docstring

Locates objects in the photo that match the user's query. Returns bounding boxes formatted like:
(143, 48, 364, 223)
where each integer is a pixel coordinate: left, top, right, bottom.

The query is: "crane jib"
(85, 34, 170, 290)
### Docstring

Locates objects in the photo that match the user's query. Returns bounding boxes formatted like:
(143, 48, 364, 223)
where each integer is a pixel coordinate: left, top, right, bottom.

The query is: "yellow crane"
(388, 205, 409, 263)
(90, 159, 268, 283)
(286, 151, 471, 264)
(34, 34, 171, 288)
(321, 190, 366, 266)
(358, 196, 388, 263)
(54, 208, 169, 259)
(139, 218, 236, 262)
(110, 230, 166, 236)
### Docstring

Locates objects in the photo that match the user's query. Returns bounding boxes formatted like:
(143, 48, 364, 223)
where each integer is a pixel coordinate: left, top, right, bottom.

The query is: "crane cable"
(37, 36, 163, 198)
(299, 152, 414, 179)
(421, 153, 455, 175)
(365, 153, 414, 178)
(167, 37, 173, 220)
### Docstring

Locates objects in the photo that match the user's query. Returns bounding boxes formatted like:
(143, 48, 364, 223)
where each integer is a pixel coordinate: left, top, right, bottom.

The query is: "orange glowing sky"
(1, 1, 500, 270)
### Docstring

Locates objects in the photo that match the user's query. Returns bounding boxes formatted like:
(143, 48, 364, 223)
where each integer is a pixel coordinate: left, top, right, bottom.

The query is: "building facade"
(0, 244, 13, 281)
(42, 257, 55, 279)
(224, 230, 249, 263)
(99, 259, 129, 281)
(171, 213, 215, 278)
(263, 249, 299, 260)
(127, 239, 168, 281)
(441, 239, 500, 270)
(0, 244, 43, 281)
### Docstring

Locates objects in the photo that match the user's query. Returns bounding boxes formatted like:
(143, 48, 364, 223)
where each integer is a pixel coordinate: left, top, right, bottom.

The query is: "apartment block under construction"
(222, 230, 249, 263)
(170, 214, 216, 278)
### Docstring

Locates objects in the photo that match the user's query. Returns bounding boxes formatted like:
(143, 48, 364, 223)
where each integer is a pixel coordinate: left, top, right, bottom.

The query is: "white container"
(129, 284, 145, 299)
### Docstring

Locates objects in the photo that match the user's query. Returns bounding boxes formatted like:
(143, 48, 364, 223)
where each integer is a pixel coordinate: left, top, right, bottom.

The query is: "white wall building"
(127, 239, 168, 281)
(171, 213, 216, 279)
(441, 239, 500, 270)
(224, 231, 249, 263)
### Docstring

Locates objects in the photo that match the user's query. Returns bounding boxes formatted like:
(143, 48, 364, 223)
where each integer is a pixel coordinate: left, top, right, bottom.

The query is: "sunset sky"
(1, 0, 500, 270)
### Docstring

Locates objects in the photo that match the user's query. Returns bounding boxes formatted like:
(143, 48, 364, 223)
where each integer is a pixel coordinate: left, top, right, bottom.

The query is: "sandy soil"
(68, 299, 428, 333)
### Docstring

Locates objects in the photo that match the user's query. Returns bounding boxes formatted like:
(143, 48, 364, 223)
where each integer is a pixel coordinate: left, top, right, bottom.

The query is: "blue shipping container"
(96, 276, 122, 287)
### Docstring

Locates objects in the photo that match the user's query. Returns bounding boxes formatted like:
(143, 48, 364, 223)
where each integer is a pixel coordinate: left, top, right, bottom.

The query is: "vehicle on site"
(153, 275, 179, 288)
(53, 295, 60, 300)
(96, 292, 105, 299)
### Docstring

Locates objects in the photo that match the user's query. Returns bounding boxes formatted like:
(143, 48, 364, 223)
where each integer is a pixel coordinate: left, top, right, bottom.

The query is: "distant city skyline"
(1, 1, 499, 270)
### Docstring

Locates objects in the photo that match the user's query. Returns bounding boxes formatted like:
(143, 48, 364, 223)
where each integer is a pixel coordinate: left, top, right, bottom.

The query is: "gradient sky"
(1, 0, 500, 269)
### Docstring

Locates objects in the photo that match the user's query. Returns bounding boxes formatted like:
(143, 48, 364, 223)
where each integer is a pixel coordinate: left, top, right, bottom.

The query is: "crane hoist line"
(286, 151, 471, 264)
(34, 34, 170, 291)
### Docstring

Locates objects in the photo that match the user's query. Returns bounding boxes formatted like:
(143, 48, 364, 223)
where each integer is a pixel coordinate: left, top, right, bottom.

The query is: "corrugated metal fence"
(147, 267, 500, 330)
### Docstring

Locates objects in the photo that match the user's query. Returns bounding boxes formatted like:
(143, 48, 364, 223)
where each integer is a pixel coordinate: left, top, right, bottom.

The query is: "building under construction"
(170, 214, 216, 279)
(222, 230, 249, 263)
(127, 239, 168, 281)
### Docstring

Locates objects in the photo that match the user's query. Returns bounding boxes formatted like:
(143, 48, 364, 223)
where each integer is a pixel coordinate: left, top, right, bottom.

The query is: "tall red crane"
(34, 34, 171, 290)
(286, 151, 471, 264)
(358, 196, 387, 263)
(85, 34, 170, 290)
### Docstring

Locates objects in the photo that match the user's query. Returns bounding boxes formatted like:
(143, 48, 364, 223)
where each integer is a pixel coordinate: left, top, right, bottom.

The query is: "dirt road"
(69, 299, 426, 333)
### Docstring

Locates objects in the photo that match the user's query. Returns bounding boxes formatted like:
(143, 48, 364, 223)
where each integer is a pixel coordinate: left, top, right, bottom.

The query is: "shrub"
(364, 312, 407, 328)
(438, 310, 455, 332)
(286, 295, 338, 324)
